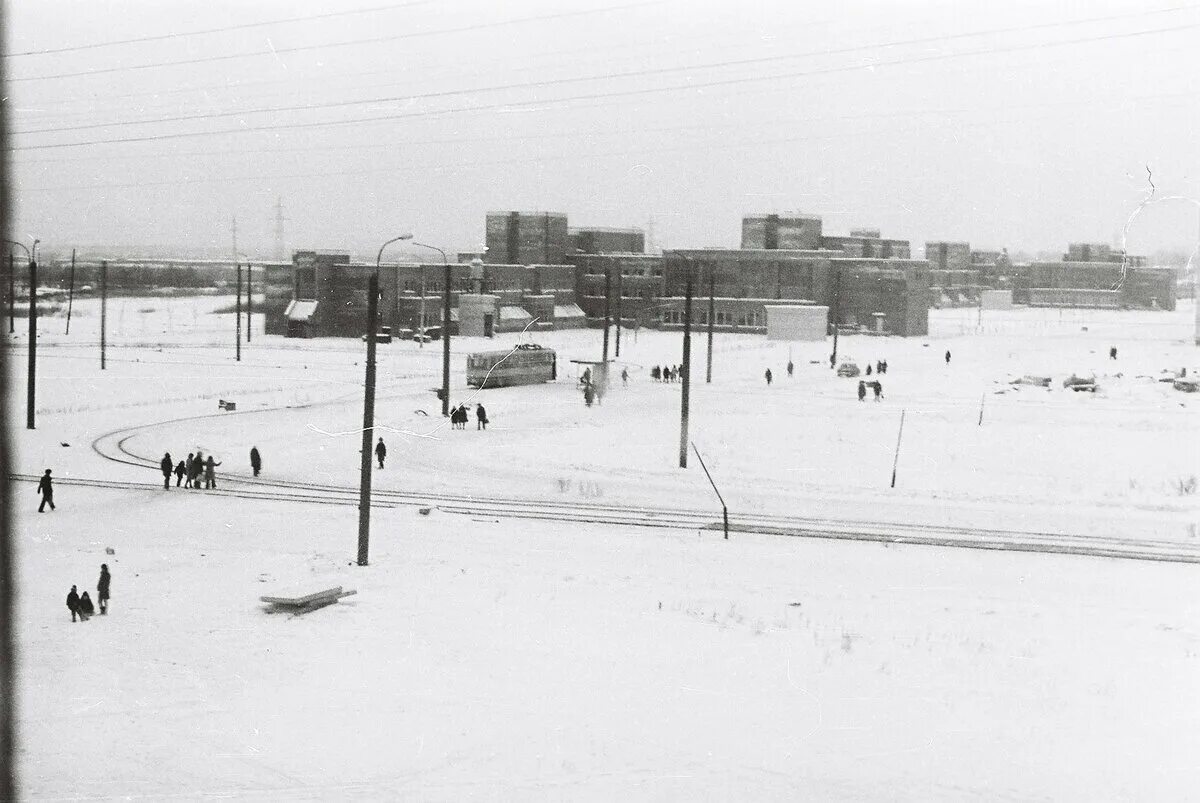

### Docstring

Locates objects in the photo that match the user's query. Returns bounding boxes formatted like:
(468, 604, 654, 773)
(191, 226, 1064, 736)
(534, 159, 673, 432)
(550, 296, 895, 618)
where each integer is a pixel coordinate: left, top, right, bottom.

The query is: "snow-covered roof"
(500, 306, 533, 321)
(553, 303, 586, 318)
(285, 300, 318, 321)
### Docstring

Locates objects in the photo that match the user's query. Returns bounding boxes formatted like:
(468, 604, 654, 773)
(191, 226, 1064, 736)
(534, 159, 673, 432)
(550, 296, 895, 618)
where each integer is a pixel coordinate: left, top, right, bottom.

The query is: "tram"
(466, 343, 557, 388)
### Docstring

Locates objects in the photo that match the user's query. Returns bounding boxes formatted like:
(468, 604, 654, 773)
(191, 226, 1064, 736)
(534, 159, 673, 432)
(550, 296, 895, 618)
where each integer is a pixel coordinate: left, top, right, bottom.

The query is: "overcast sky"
(6, 0, 1199, 260)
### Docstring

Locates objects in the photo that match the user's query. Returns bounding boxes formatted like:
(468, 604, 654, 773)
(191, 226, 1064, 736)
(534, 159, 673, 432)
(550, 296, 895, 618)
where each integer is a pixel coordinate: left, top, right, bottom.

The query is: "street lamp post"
(413, 242, 451, 417)
(4, 240, 36, 429)
(358, 233, 412, 567)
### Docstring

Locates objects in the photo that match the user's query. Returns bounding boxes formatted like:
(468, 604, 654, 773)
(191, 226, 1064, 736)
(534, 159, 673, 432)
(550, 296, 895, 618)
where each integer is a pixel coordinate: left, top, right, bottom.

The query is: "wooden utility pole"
(602, 266, 611, 363)
(235, 263, 242, 362)
(679, 265, 694, 469)
(706, 269, 715, 384)
(890, 409, 907, 488)
(615, 267, 623, 358)
(246, 263, 252, 342)
(7, 253, 14, 334)
(357, 273, 381, 566)
(100, 261, 108, 369)
(26, 254, 36, 430)
(65, 249, 76, 335)
(441, 256, 451, 416)
(830, 268, 841, 368)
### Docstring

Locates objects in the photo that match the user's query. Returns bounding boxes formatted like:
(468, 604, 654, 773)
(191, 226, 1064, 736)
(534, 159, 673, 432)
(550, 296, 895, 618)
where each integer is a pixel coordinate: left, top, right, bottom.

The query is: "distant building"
(484, 211, 570, 266)
(1009, 244, 1173, 310)
(925, 241, 980, 307)
(568, 227, 645, 255)
(741, 214, 823, 250)
(272, 250, 585, 338)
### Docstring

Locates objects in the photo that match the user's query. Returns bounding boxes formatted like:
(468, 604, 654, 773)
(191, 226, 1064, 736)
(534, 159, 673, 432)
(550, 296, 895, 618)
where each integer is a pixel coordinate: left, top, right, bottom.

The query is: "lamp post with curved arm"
(412, 241, 451, 417)
(4, 239, 36, 429)
(357, 233, 412, 566)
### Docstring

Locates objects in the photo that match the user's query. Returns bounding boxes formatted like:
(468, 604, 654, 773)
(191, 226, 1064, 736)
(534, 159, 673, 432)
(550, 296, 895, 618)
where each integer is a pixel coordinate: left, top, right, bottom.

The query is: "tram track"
(77, 409, 1200, 566)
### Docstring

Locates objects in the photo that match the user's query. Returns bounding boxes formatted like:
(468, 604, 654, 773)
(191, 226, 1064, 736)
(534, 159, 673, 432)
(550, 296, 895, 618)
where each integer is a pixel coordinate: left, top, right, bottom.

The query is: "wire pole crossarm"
(691, 442, 729, 540)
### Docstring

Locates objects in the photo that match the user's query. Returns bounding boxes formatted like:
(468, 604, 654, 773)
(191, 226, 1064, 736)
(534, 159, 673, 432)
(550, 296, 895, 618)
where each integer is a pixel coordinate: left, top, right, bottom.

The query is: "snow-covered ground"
(7, 296, 1200, 799)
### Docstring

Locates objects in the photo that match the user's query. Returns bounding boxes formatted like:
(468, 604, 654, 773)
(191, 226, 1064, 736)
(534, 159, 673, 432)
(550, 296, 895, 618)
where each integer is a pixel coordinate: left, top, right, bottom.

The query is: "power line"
(5, 0, 440, 57)
(8, 1, 663, 83)
(13, 19, 1199, 152)
(13, 3, 1200, 136)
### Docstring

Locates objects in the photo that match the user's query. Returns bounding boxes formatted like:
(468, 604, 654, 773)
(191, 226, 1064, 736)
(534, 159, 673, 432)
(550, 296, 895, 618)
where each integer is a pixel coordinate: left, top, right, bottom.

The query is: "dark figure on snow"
(37, 469, 55, 512)
(945, 350, 951, 365)
(581, 367, 592, 387)
(189, 452, 204, 489)
(67, 585, 81, 622)
(184, 453, 195, 488)
(651, 366, 661, 382)
(98, 564, 111, 615)
(876, 360, 883, 374)
(250, 447, 262, 477)
(858, 380, 867, 402)
(866, 364, 872, 376)
(881, 360, 888, 374)
(765, 368, 773, 386)
(204, 455, 221, 489)
(476, 404, 488, 430)
(584, 386, 595, 407)
(174, 460, 186, 486)
(872, 381, 883, 401)
(78, 591, 95, 621)
(787, 361, 794, 378)
(663, 367, 672, 383)
(160, 452, 173, 489)
(1109, 346, 1118, 360)
(829, 353, 836, 369)
(375, 438, 387, 469)
(621, 368, 629, 386)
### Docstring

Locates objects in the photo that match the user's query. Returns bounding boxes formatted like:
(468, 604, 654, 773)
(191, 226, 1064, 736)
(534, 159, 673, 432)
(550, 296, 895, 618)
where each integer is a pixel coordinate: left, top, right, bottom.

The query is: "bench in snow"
(260, 586, 357, 614)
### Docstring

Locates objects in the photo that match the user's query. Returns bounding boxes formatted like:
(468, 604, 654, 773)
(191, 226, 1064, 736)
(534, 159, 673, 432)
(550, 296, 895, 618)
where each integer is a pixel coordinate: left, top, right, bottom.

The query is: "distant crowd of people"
(449, 403, 489, 430)
(65, 564, 110, 622)
(160, 450, 226, 489)
(650, 365, 685, 382)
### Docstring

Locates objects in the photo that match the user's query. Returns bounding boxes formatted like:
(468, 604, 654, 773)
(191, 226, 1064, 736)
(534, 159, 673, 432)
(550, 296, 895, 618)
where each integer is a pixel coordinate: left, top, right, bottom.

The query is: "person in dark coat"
(857, 380, 867, 401)
(621, 368, 629, 386)
(160, 452, 173, 489)
(476, 404, 488, 430)
(250, 447, 262, 477)
(787, 360, 794, 377)
(189, 452, 204, 489)
(375, 437, 387, 469)
(829, 353, 836, 369)
(583, 386, 595, 407)
(876, 360, 882, 374)
(663, 367, 672, 383)
(945, 350, 951, 365)
(866, 364, 872, 376)
(204, 455, 221, 489)
(97, 564, 111, 615)
(881, 360, 888, 374)
(174, 460, 186, 486)
(67, 585, 81, 622)
(78, 591, 95, 621)
(1109, 346, 1118, 360)
(184, 453, 195, 488)
(873, 380, 883, 401)
(765, 368, 773, 385)
(37, 469, 55, 512)
(651, 366, 660, 382)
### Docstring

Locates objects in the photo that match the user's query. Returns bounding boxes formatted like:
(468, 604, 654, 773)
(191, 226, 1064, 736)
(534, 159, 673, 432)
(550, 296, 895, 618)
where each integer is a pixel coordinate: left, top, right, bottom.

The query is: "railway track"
(72, 412, 1200, 566)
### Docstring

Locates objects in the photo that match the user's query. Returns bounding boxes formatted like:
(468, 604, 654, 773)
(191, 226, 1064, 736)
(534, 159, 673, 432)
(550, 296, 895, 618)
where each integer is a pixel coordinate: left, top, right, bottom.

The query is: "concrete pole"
(246, 263, 252, 342)
(602, 266, 611, 364)
(235, 263, 242, 362)
(26, 255, 36, 429)
(679, 265, 694, 469)
(442, 256, 451, 417)
(7, 253, 14, 334)
(357, 272, 380, 566)
(615, 267, 623, 358)
(706, 269, 714, 384)
(65, 249, 75, 335)
(100, 261, 107, 369)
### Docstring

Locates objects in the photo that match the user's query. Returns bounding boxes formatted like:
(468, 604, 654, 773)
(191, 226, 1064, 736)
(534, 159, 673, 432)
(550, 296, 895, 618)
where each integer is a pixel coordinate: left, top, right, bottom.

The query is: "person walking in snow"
(621, 367, 629, 386)
(651, 365, 661, 382)
(78, 591, 95, 621)
(872, 380, 883, 401)
(203, 455, 221, 489)
(174, 460, 186, 487)
(97, 564, 111, 616)
(37, 469, 55, 512)
(160, 452, 174, 489)
(944, 350, 951, 365)
(857, 380, 867, 402)
(250, 446, 262, 477)
(189, 453, 204, 489)
(866, 364, 873, 376)
(765, 368, 773, 386)
(66, 585, 81, 622)
(184, 453, 195, 488)
(1109, 346, 1118, 360)
(476, 404, 488, 430)
(375, 437, 387, 469)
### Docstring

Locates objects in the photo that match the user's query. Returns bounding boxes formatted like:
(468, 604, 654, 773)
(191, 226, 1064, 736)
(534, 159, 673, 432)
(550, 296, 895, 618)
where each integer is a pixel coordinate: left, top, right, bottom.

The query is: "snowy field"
(7, 295, 1200, 799)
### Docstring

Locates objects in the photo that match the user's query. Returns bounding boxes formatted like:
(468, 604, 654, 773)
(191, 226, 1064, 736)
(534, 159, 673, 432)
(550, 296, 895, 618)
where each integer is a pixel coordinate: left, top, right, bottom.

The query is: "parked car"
(836, 361, 861, 377)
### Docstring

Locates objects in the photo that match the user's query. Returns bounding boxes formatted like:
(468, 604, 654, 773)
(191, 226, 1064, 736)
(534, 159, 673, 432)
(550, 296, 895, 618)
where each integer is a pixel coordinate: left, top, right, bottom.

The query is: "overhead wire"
(12, 19, 1200, 151)
(7, 1, 664, 83)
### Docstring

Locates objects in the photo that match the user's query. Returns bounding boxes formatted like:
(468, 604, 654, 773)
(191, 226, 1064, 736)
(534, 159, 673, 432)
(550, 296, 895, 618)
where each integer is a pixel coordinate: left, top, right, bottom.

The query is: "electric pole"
(26, 251, 37, 430)
(442, 255, 451, 417)
(830, 268, 841, 368)
(615, 266, 623, 358)
(246, 263, 252, 342)
(6, 253, 13, 334)
(100, 261, 108, 369)
(65, 249, 75, 335)
(679, 262, 694, 469)
(602, 266, 611, 368)
(706, 268, 715, 384)
(235, 263, 242, 362)
(357, 272, 380, 566)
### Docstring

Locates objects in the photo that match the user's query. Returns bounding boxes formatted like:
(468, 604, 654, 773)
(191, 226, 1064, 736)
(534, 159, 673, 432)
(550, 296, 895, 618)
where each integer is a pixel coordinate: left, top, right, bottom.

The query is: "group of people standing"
(66, 564, 110, 622)
(450, 403, 488, 430)
(161, 451, 224, 489)
(650, 365, 684, 382)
